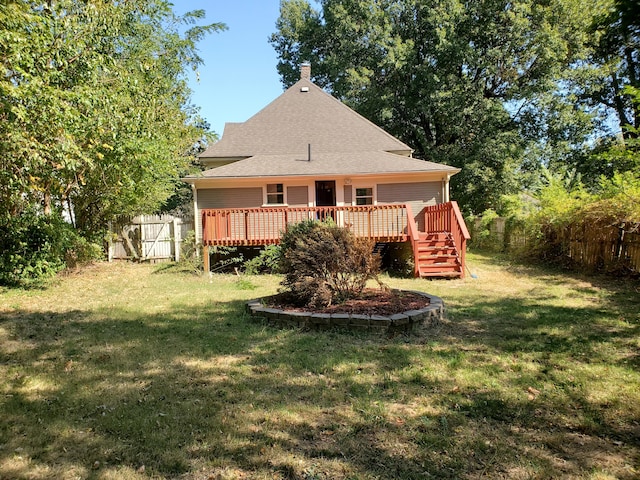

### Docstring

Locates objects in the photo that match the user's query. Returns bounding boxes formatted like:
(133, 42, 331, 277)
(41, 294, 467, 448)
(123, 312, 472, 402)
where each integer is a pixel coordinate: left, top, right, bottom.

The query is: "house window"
(266, 183, 284, 204)
(355, 187, 373, 205)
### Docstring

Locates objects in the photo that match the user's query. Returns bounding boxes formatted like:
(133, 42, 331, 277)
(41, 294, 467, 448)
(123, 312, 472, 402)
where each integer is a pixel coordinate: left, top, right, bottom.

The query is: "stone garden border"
(245, 290, 445, 334)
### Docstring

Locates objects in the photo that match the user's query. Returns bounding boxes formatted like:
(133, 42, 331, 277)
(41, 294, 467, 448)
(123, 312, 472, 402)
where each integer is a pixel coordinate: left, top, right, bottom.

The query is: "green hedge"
(0, 212, 102, 287)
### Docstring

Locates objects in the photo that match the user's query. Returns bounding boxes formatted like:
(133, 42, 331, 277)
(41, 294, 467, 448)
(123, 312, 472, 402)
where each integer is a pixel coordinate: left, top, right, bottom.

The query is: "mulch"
(264, 288, 430, 317)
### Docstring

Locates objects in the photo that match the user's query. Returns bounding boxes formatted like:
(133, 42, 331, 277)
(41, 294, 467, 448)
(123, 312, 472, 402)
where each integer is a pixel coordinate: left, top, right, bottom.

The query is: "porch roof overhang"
(183, 151, 460, 185)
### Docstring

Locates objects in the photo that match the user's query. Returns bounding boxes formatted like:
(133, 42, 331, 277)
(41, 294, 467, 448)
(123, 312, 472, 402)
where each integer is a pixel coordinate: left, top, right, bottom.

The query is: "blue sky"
(174, 1, 287, 137)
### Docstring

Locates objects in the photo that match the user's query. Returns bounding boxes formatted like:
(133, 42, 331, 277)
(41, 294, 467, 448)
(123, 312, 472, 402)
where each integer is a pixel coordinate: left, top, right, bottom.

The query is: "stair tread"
(418, 263, 461, 268)
(420, 272, 462, 277)
(419, 261, 460, 264)
(419, 271, 463, 278)
(418, 262, 460, 266)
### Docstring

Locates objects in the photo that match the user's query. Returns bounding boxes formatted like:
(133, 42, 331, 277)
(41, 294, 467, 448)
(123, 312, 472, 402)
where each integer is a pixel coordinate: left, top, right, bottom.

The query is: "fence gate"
(108, 214, 193, 262)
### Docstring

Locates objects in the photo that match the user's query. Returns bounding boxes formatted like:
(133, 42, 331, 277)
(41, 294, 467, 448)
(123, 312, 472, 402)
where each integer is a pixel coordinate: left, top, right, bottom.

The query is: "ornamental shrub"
(278, 220, 381, 308)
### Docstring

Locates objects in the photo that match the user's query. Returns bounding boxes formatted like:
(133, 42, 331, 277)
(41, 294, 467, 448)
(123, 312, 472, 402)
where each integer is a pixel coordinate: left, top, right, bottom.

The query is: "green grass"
(1, 254, 639, 479)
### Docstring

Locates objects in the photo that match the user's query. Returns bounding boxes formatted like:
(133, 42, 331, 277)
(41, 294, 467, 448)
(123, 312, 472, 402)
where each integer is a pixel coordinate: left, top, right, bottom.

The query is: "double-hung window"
(266, 183, 284, 205)
(355, 187, 373, 205)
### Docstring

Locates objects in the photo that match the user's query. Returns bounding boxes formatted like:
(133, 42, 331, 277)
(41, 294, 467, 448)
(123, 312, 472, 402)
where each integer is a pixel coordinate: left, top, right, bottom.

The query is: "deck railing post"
(284, 208, 289, 234)
(243, 210, 248, 243)
(450, 203, 454, 233)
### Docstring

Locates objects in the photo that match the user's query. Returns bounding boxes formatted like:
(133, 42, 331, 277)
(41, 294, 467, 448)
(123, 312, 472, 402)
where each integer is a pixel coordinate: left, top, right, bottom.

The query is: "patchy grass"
(0, 254, 639, 479)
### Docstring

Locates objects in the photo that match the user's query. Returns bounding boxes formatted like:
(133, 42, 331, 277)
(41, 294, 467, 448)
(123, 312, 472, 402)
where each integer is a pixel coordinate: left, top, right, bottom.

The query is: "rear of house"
(184, 64, 469, 277)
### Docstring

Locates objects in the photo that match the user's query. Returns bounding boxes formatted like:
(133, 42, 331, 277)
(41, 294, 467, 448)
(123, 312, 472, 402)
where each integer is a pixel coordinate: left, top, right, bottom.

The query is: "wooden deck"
(201, 204, 411, 246)
(201, 202, 470, 278)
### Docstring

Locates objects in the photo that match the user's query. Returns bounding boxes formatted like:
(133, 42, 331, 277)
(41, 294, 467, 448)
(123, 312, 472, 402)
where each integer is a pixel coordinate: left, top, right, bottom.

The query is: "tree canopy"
(0, 0, 224, 234)
(270, 0, 636, 214)
(586, 0, 639, 136)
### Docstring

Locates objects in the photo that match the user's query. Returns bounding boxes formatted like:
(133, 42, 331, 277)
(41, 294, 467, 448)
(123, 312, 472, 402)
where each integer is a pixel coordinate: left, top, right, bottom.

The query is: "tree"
(580, 85, 640, 182)
(0, 0, 225, 234)
(160, 119, 217, 216)
(585, 0, 639, 137)
(270, 0, 606, 213)
(545, 0, 639, 188)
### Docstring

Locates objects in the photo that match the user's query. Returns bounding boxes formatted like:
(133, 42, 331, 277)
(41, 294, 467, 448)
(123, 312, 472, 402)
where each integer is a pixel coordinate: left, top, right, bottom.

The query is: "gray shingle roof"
(199, 151, 459, 178)
(199, 78, 412, 159)
(190, 76, 458, 180)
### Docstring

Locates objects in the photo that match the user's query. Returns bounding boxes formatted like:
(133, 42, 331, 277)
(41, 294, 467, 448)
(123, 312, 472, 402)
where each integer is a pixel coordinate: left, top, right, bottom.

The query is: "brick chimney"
(300, 62, 311, 80)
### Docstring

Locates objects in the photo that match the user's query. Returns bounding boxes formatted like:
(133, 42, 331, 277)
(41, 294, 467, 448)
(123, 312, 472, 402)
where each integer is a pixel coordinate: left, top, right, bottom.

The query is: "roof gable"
(199, 78, 412, 159)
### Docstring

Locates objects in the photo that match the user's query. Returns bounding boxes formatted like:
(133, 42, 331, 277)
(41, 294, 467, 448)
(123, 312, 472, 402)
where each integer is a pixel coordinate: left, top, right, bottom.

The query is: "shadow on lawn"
(1, 284, 639, 479)
(444, 290, 640, 370)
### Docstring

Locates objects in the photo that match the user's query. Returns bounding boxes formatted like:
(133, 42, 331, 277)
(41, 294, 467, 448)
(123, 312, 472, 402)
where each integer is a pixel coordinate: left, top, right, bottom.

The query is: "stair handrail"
(449, 201, 470, 278)
(450, 201, 471, 240)
(404, 203, 420, 241)
(403, 204, 422, 277)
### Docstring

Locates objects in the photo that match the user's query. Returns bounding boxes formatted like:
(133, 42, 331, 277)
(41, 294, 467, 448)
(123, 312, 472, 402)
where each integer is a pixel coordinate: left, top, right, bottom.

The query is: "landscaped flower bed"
(246, 289, 444, 334)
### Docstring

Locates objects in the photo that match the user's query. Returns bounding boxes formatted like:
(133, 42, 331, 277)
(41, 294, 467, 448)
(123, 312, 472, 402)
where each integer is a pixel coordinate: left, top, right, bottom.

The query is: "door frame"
(315, 180, 336, 207)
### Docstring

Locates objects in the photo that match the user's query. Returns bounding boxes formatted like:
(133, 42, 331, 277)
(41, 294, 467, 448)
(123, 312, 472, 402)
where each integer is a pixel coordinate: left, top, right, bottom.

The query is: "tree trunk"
(43, 191, 52, 215)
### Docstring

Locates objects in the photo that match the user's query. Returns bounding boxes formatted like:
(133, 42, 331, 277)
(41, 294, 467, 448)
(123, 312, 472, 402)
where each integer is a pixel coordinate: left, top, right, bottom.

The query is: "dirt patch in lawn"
(264, 288, 430, 316)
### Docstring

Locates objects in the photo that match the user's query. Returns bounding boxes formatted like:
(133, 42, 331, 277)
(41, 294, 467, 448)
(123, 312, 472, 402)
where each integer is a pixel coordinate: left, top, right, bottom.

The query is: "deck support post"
(203, 245, 210, 273)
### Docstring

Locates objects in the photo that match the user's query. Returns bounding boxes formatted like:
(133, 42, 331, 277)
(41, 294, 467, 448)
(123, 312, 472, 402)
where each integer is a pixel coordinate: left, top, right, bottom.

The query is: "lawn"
(0, 253, 638, 479)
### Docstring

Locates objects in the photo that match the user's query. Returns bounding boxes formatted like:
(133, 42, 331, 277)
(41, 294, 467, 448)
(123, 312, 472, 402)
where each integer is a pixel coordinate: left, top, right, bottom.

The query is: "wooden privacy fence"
(108, 214, 193, 262)
(474, 215, 640, 274)
(560, 222, 640, 273)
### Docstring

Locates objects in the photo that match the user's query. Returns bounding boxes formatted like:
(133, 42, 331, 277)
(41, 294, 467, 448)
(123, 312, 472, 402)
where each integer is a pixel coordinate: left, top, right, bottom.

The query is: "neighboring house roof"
(187, 66, 459, 182)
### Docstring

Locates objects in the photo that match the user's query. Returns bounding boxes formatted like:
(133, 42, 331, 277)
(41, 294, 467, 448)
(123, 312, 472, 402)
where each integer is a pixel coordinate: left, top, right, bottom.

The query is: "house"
(183, 64, 470, 278)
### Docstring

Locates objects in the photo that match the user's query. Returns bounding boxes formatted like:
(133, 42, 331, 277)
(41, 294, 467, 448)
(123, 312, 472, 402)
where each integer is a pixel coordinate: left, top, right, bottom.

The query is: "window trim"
(354, 186, 374, 206)
(264, 183, 286, 206)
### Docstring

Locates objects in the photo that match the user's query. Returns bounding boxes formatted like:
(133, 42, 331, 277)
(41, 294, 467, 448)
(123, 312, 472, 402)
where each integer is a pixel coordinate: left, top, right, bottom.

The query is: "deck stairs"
(372, 242, 390, 257)
(415, 232, 463, 278)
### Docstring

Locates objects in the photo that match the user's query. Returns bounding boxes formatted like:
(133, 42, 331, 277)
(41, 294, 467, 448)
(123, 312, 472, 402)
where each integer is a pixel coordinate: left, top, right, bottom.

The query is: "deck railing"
(201, 204, 411, 246)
